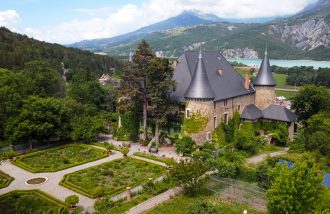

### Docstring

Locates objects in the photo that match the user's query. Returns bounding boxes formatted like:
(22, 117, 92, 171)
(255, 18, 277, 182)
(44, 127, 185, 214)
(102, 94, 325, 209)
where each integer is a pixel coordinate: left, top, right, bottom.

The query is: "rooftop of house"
(253, 49, 276, 86)
(171, 51, 255, 103)
(241, 104, 297, 122)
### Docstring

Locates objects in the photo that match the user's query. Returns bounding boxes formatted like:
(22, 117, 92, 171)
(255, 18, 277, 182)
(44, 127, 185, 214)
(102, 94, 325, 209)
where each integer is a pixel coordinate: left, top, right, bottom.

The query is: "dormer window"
(218, 69, 224, 76)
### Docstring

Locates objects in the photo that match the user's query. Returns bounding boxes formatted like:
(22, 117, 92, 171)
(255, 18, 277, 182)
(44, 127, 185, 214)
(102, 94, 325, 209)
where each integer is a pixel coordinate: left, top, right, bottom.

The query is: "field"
(60, 158, 165, 198)
(12, 144, 108, 172)
(275, 90, 297, 98)
(0, 190, 68, 214)
(0, 170, 13, 188)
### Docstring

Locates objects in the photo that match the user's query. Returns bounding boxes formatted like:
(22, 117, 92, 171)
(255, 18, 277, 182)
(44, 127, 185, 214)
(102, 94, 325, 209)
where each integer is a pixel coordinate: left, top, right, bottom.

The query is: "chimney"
(245, 71, 250, 90)
(172, 60, 177, 69)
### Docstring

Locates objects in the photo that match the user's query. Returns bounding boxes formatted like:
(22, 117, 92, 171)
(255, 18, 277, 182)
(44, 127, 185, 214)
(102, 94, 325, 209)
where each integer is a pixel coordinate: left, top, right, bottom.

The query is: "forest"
(271, 65, 330, 88)
(0, 28, 120, 147)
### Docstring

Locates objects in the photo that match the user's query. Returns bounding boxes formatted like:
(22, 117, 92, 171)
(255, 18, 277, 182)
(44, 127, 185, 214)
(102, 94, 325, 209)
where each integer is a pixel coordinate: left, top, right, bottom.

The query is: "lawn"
(0, 170, 14, 188)
(146, 195, 264, 214)
(275, 90, 297, 99)
(61, 158, 165, 198)
(12, 144, 108, 172)
(0, 189, 68, 214)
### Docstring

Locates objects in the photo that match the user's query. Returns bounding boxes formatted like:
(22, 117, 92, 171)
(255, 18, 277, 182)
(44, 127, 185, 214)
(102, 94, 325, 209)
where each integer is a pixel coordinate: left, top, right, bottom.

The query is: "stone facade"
(185, 94, 255, 144)
(254, 86, 276, 110)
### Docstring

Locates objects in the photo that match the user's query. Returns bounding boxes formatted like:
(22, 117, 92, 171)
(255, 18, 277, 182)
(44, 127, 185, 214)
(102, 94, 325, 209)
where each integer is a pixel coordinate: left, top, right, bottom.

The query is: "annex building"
(171, 49, 297, 144)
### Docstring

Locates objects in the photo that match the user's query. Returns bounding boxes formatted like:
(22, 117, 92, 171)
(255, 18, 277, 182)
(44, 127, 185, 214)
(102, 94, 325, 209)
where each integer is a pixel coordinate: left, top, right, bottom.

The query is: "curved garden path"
(245, 147, 289, 164)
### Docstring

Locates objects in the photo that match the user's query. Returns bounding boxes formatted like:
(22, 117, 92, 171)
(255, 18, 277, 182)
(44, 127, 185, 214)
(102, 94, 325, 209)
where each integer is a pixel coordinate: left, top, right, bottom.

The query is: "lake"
(228, 59, 330, 69)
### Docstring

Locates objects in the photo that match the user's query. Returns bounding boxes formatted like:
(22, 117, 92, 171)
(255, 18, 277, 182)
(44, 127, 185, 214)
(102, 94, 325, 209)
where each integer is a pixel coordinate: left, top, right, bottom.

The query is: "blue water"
(228, 59, 330, 69)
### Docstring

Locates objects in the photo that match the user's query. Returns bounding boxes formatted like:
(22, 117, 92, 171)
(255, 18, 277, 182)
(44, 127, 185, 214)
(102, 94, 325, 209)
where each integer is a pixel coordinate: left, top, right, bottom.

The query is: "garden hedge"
(0, 170, 14, 188)
(11, 144, 108, 173)
(0, 189, 68, 214)
(60, 158, 165, 198)
(133, 152, 176, 165)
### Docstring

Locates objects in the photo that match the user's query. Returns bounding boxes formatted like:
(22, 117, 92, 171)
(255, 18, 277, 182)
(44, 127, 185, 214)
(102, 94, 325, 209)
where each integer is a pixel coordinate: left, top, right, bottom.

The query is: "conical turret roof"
(184, 51, 215, 100)
(253, 48, 276, 86)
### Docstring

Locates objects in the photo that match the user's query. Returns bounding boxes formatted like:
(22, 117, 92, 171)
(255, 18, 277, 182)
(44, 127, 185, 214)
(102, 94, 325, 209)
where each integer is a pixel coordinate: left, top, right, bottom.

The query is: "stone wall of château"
(254, 86, 276, 110)
(185, 93, 255, 144)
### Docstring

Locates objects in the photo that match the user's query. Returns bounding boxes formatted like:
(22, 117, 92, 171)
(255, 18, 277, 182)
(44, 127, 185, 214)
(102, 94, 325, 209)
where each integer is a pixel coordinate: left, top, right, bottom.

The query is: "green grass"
(12, 144, 108, 172)
(275, 90, 297, 98)
(61, 158, 165, 198)
(133, 152, 176, 165)
(146, 195, 264, 214)
(0, 189, 68, 214)
(0, 170, 14, 189)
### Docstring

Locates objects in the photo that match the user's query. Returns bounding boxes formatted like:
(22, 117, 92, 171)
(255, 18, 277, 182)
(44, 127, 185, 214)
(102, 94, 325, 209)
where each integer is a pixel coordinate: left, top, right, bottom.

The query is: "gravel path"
(126, 187, 183, 214)
(0, 136, 183, 212)
(245, 147, 289, 164)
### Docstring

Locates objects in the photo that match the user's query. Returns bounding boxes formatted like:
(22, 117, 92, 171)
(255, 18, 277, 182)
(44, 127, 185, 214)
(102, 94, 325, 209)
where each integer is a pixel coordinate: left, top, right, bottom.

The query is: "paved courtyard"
(0, 136, 181, 212)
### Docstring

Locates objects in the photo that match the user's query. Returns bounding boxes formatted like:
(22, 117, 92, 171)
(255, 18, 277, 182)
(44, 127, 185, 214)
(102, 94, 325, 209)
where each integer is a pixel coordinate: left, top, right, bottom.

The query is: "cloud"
(74, 7, 113, 16)
(0, 10, 20, 30)
(0, 0, 318, 44)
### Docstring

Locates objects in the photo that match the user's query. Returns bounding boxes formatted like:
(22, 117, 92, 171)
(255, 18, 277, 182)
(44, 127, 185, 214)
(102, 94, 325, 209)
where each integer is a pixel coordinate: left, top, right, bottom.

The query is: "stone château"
(171, 49, 297, 144)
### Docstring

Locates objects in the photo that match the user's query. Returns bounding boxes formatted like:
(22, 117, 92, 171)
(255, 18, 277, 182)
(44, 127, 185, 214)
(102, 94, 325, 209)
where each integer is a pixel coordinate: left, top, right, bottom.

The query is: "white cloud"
(0, 10, 20, 31)
(0, 0, 318, 44)
(74, 7, 114, 16)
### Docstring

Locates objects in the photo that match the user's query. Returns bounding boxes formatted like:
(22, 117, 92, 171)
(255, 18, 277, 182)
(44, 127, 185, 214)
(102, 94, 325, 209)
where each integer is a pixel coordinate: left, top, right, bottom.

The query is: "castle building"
(171, 49, 297, 144)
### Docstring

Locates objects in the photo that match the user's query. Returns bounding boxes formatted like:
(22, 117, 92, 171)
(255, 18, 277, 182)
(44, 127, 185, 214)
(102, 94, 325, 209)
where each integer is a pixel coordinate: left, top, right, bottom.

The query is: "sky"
(0, 0, 318, 44)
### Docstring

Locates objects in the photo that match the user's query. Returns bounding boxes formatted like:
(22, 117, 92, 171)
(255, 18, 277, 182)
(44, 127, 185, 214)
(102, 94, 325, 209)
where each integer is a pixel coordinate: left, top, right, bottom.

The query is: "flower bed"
(60, 158, 165, 198)
(12, 144, 108, 172)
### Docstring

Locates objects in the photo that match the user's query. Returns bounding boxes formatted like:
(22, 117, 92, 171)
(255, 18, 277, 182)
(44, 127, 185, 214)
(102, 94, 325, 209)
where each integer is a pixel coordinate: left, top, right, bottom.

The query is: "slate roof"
(262, 104, 298, 122)
(171, 51, 255, 102)
(184, 52, 215, 99)
(253, 50, 276, 86)
(240, 104, 263, 120)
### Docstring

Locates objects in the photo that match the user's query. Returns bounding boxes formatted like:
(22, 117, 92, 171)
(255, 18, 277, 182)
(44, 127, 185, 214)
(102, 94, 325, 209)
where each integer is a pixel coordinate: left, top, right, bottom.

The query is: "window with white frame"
(186, 108, 191, 119)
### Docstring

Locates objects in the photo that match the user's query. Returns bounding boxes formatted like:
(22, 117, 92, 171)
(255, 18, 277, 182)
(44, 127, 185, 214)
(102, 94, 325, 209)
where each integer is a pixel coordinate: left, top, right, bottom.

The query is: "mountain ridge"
(69, 0, 330, 60)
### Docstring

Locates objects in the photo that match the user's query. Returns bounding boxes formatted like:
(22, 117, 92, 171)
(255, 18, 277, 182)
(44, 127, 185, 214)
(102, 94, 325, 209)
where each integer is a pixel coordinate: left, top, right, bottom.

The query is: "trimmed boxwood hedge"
(11, 144, 108, 173)
(60, 158, 165, 198)
(0, 170, 14, 189)
(133, 152, 176, 165)
(0, 189, 68, 214)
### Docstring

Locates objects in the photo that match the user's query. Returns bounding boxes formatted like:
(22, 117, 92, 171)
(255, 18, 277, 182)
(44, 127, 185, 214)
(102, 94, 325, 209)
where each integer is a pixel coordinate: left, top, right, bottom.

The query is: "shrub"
(234, 123, 256, 154)
(175, 136, 195, 155)
(120, 148, 129, 156)
(187, 200, 218, 214)
(237, 166, 256, 182)
(65, 195, 79, 208)
(94, 196, 116, 214)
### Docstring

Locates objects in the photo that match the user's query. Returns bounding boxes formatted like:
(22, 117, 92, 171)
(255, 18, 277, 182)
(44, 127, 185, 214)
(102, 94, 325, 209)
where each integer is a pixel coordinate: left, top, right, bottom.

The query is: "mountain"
(70, 0, 330, 60)
(68, 10, 223, 51)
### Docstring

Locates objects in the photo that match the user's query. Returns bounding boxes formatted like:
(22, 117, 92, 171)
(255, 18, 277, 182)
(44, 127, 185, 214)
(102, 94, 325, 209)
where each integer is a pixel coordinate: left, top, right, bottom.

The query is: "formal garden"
(0, 170, 13, 189)
(0, 190, 68, 214)
(11, 144, 108, 172)
(60, 158, 165, 198)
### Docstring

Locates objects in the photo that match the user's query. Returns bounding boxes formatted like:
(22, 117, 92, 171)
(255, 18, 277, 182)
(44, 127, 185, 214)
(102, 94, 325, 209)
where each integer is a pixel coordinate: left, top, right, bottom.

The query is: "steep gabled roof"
(171, 51, 255, 102)
(262, 104, 297, 122)
(241, 104, 263, 120)
(184, 51, 215, 99)
(253, 49, 276, 86)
